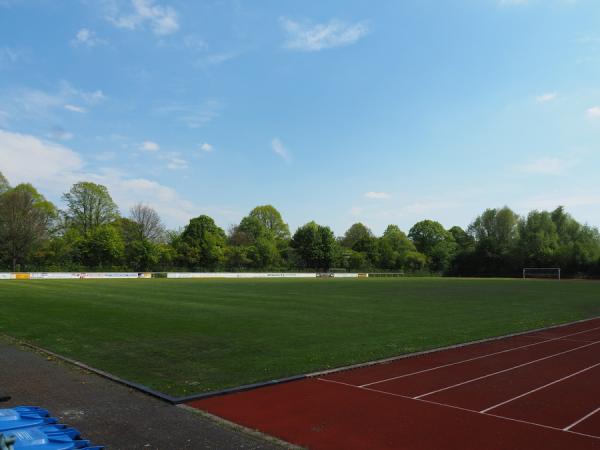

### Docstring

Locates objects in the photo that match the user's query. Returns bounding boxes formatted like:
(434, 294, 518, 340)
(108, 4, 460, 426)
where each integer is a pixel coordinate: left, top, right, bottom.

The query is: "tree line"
(1, 171, 600, 277)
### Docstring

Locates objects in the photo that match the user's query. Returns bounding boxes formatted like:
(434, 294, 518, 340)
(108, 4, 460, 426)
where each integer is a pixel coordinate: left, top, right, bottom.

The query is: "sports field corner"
(1, 276, 600, 449)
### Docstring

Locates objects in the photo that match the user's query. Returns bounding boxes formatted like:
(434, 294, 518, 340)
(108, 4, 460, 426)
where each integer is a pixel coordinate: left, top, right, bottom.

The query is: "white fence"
(168, 272, 319, 279)
(0, 272, 361, 280)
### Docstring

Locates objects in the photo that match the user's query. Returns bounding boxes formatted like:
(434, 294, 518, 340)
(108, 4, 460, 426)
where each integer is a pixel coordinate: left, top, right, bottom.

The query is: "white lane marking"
(359, 325, 600, 388)
(564, 407, 600, 432)
(316, 377, 600, 441)
(481, 362, 600, 413)
(413, 340, 600, 399)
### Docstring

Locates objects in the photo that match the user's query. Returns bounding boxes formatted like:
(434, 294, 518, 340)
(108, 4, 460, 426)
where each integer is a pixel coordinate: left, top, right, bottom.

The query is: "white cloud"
(586, 106, 600, 118)
(271, 138, 291, 162)
(64, 104, 87, 113)
(140, 140, 159, 152)
(536, 92, 557, 103)
(280, 17, 369, 52)
(200, 142, 213, 152)
(0, 129, 196, 226)
(71, 28, 106, 47)
(518, 157, 576, 175)
(108, 0, 179, 36)
(0, 130, 83, 191)
(116, 178, 195, 223)
(364, 191, 391, 199)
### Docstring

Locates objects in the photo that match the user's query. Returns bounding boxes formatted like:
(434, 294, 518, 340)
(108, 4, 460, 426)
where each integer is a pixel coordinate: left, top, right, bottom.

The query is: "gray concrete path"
(0, 339, 287, 450)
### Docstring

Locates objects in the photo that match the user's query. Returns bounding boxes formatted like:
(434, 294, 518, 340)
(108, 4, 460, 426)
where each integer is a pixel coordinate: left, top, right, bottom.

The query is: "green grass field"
(1, 278, 599, 396)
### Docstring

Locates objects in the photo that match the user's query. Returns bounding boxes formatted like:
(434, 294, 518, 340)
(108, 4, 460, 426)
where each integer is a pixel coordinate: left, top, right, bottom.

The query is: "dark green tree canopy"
(449, 226, 475, 252)
(291, 221, 336, 270)
(62, 182, 120, 232)
(342, 223, 373, 251)
(408, 220, 457, 272)
(409, 220, 452, 255)
(178, 215, 227, 269)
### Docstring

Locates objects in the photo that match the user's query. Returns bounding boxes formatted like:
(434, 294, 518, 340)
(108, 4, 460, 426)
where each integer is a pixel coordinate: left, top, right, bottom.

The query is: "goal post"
(522, 267, 561, 280)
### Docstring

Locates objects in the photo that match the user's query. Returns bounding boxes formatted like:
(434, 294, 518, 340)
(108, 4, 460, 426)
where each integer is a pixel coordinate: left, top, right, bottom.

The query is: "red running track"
(188, 318, 600, 449)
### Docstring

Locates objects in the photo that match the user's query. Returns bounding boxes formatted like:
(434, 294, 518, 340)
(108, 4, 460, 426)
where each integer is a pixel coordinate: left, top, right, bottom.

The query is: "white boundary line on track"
(316, 377, 600, 441)
(480, 361, 600, 413)
(564, 407, 600, 431)
(359, 325, 600, 388)
(413, 340, 600, 399)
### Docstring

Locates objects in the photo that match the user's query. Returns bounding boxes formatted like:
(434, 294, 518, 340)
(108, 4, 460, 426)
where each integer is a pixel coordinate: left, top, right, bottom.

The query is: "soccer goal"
(522, 267, 561, 280)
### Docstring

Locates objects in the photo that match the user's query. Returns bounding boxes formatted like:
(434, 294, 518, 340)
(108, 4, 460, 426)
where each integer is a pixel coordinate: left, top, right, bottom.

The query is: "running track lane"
(188, 318, 600, 450)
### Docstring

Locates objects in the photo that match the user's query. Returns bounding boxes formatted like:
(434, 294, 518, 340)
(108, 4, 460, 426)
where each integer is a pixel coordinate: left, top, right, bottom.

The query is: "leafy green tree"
(248, 205, 290, 241)
(78, 224, 125, 268)
(177, 215, 226, 269)
(468, 207, 519, 255)
(548, 207, 600, 274)
(291, 221, 336, 270)
(378, 225, 417, 270)
(341, 223, 379, 267)
(228, 211, 286, 269)
(518, 211, 560, 267)
(449, 226, 474, 253)
(408, 220, 457, 272)
(0, 184, 56, 271)
(467, 207, 520, 275)
(116, 217, 160, 271)
(237, 216, 268, 242)
(403, 250, 427, 271)
(224, 245, 252, 270)
(62, 182, 119, 232)
(341, 223, 372, 251)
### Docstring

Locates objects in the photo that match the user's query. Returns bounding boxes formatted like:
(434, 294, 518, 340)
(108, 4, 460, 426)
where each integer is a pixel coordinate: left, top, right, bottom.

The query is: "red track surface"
(189, 318, 600, 449)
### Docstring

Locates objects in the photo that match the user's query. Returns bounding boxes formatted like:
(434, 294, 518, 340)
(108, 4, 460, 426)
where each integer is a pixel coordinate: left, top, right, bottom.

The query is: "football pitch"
(1, 278, 599, 397)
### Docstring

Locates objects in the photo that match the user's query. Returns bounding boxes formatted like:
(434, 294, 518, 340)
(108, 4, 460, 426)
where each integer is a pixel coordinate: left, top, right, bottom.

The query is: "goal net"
(522, 268, 561, 280)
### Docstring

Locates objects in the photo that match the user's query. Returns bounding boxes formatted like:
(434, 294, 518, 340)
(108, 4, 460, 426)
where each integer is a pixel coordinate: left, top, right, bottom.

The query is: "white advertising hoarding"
(167, 272, 317, 279)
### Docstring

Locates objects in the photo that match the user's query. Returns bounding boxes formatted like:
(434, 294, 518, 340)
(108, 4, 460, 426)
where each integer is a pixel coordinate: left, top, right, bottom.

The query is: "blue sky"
(1, 0, 600, 235)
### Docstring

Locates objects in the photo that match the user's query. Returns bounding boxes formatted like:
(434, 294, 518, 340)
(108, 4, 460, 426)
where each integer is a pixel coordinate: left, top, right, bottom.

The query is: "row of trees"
(1, 171, 600, 276)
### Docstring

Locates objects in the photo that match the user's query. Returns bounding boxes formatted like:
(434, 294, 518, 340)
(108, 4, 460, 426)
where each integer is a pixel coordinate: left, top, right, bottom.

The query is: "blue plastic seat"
(0, 408, 57, 432)
(4, 425, 103, 450)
